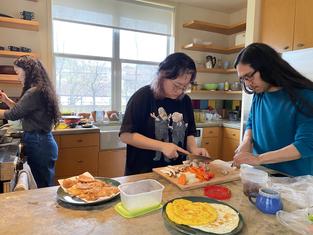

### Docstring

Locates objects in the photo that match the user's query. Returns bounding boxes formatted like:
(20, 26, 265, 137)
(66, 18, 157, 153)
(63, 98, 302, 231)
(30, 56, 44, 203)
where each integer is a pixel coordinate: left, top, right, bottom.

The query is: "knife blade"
(178, 151, 212, 162)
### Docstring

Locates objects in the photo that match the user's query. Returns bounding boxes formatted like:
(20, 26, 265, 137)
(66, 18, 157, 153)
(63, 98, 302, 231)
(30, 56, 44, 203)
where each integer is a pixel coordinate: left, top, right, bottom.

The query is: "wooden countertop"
(0, 172, 297, 235)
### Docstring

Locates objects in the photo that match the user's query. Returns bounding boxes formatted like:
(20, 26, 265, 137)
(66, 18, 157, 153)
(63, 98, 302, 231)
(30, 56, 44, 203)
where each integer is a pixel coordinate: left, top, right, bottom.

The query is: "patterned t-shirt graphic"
(150, 107, 188, 162)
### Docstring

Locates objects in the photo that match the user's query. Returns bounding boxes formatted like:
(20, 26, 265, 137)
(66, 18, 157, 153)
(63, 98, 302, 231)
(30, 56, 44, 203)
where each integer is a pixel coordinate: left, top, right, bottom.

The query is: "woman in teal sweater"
(233, 43, 313, 176)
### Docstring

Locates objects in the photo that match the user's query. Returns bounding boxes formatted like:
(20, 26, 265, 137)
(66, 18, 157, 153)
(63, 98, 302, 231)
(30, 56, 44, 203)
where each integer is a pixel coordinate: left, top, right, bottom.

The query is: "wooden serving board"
(153, 160, 240, 190)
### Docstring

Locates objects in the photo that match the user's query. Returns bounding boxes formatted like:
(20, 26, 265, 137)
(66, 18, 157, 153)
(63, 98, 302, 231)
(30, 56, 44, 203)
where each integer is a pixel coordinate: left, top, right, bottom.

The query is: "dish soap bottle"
(224, 81, 229, 91)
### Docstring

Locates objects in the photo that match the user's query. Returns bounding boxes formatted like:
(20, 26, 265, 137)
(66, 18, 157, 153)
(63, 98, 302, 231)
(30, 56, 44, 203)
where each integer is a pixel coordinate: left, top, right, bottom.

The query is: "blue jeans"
(23, 131, 58, 188)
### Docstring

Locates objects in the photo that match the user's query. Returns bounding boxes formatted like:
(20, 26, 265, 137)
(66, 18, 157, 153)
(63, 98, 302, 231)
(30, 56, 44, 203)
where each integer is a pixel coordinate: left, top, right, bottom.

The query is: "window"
(52, 0, 173, 113)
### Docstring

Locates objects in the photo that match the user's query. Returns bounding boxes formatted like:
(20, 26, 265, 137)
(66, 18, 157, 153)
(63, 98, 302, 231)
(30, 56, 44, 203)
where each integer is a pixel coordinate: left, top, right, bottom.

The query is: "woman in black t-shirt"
(120, 52, 209, 175)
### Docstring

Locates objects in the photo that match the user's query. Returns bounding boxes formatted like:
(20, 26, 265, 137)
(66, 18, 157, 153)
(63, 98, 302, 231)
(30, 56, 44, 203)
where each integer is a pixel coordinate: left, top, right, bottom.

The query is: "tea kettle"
(206, 55, 216, 69)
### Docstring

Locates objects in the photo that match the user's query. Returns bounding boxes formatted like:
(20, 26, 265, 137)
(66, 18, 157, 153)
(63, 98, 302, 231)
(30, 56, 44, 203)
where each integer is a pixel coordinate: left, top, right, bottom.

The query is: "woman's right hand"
(0, 90, 9, 103)
(234, 140, 252, 154)
(160, 142, 190, 159)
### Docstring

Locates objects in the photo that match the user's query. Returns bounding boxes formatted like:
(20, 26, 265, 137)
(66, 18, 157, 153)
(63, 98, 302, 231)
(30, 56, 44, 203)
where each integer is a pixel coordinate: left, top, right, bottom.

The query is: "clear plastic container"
(240, 165, 269, 196)
(118, 179, 164, 212)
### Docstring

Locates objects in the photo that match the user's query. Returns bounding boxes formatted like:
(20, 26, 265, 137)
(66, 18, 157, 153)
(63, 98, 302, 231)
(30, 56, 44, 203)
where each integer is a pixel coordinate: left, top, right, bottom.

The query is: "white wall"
(0, 0, 52, 96)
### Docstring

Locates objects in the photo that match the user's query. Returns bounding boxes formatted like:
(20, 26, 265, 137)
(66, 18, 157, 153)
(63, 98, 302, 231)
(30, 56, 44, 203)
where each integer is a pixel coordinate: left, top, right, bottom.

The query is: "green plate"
(57, 177, 120, 206)
(162, 196, 244, 235)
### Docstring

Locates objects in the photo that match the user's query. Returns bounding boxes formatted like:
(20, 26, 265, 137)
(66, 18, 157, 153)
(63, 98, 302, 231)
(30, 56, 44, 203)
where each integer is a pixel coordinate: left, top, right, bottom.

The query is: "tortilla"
(190, 203, 240, 234)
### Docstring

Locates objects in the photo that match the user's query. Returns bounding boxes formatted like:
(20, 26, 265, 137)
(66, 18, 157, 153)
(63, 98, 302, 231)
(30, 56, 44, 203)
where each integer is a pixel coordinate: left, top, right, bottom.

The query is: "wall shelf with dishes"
(187, 90, 242, 101)
(183, 20, 246, 35)
(0, 74, 21, 84)
(0, 50, 38, 58)
(182, 19, 246, 100)
(197, 67, 236, 74)
(0, 16, 39, 31)
(182, 43, 244, 54)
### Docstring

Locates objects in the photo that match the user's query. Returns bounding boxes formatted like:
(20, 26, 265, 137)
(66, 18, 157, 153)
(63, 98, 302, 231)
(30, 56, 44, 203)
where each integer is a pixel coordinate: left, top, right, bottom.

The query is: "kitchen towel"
(11, 162, 37, 191)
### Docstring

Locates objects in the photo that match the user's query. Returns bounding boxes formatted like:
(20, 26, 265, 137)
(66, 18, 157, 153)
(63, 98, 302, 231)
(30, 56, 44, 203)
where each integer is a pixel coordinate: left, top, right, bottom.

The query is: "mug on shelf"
(249, 188, 283, 214)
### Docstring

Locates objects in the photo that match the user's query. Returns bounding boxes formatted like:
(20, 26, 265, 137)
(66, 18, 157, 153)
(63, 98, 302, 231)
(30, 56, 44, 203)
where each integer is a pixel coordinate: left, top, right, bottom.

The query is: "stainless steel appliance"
(195, 128, 203, 147)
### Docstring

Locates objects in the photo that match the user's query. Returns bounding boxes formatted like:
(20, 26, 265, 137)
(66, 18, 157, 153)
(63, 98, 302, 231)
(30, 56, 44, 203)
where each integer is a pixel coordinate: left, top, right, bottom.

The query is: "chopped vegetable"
(178, 173, 187, 185)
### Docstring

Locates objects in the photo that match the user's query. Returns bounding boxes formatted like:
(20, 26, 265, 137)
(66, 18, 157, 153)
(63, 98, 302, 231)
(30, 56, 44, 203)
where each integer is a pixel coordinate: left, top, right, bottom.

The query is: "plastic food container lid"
(204, 185, 231, 200)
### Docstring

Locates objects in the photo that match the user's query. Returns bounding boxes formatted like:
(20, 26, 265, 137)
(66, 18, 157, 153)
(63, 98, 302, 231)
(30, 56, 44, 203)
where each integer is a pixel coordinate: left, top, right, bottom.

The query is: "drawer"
(56, 146, 98, 177)
(60, 133, 99, 148)
(202, 127, 220, 138)
(201, 137, 221, 158)
(223, 128, 240, 140)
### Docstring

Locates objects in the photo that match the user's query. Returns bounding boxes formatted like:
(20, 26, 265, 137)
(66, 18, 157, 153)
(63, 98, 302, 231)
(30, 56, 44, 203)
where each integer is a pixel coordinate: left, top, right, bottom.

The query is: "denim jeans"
(23, 131, 58, 188)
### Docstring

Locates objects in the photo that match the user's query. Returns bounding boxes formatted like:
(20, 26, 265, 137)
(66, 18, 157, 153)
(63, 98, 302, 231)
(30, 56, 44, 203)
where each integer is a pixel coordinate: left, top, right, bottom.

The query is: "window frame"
(53, 18, 172, 112)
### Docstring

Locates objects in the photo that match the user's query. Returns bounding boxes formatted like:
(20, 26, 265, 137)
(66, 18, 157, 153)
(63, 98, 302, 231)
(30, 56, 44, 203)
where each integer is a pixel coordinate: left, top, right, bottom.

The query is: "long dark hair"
(14, 56, 60, 126)
(234, 43, 313, 116)
(151, 52, 196, 99)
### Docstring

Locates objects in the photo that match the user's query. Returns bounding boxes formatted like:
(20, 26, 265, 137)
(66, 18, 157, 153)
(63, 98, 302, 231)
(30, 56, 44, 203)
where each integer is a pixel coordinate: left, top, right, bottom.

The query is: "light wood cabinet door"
(55, 146, 99, 179)
(293, 0, 313, 50)
(222, 138, 239, 162)
(260, 0, 295, 53)
(201, 137, 221, 159)
(98, 149, 126, 178)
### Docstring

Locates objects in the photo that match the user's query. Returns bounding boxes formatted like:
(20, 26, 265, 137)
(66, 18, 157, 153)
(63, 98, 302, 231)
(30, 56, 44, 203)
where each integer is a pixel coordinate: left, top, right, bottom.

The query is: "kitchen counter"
(52, 126, 100, 135)
(196, 120, 241, 129)
(0, 172, 296, 235)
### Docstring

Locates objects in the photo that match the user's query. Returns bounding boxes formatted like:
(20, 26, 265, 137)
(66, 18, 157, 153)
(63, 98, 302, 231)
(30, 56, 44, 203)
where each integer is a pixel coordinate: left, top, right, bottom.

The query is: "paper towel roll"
(14, 172, 29, 191)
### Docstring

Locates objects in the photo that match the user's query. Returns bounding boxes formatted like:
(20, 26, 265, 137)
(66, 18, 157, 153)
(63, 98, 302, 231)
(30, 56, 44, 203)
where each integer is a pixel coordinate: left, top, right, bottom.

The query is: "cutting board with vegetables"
(153, 159, 240, 190)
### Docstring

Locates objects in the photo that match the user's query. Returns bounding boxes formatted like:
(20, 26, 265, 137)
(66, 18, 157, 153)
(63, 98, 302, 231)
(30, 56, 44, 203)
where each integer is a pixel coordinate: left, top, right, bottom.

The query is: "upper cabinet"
(261, 0, 313, 52)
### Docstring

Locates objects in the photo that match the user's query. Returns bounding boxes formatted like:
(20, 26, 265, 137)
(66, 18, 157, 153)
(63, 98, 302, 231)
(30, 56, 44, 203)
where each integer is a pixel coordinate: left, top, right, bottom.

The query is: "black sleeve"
(119, 86, 150, 135)
(185, 95, 196, 137)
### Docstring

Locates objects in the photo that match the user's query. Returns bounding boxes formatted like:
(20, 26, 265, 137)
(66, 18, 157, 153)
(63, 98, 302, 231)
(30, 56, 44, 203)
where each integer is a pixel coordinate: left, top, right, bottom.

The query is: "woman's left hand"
(233, 152, 260, 168)
(190, 147, 210, 157)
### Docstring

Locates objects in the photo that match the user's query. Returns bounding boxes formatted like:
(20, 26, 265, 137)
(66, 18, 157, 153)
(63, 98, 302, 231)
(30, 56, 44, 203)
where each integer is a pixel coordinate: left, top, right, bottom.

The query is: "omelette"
(166, 199, 218, 226)
(190, 203, 240, 234)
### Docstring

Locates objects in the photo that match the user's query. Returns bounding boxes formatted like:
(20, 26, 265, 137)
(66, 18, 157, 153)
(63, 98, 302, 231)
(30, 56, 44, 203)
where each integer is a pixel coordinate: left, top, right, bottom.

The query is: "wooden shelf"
(187, 90, 242, 100)
(0, 75, 21, 84)
(183, 43, 244, 54)
(0, 50, 38, 58)
(0, 16, 39, 31)
(197, 67, 236, 74)
(183, 20, 246, 35)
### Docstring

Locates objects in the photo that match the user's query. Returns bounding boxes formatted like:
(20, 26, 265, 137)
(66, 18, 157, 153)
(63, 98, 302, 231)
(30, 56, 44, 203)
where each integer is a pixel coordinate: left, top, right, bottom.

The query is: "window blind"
(52, 0, 174, 36)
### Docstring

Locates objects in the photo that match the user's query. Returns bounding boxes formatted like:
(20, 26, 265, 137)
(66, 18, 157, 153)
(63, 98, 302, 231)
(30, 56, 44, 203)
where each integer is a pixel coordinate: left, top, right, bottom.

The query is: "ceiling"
(167, 0, 247, 13)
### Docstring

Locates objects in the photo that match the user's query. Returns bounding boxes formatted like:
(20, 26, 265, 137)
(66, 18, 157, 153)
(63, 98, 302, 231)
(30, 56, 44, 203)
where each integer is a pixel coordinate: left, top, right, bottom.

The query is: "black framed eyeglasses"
(239, 70, 257, 83)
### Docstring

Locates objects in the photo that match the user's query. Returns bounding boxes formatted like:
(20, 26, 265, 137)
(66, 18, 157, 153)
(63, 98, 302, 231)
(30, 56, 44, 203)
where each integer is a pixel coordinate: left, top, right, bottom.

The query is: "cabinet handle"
(77, 139, 83, 143)
(283, 46, 289, 50)
(232, 134, 236, 136)
(77, 160, 83, 163)
(209, 131, 213, 133)
(297, 43, 304, 47)
(205, 142, 209, 144)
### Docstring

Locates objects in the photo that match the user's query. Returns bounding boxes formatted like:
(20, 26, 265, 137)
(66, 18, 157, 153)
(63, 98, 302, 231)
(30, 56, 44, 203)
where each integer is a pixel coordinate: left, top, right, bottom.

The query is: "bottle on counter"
(224, 81, 229, 91)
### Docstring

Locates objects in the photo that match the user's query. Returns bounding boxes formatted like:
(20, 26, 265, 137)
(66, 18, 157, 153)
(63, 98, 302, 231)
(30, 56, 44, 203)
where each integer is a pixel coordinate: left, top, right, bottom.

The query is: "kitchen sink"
(98, 125, 126, 150)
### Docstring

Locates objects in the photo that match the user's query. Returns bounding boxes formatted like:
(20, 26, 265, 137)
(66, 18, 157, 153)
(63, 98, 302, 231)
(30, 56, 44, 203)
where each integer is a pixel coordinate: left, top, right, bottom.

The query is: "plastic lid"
(240, 167, 269, 184)
(204, 185, 231, 200)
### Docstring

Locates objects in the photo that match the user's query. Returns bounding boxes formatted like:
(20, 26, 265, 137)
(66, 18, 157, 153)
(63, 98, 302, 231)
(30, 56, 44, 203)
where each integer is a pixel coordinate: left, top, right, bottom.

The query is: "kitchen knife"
(178, 151, 212, 162)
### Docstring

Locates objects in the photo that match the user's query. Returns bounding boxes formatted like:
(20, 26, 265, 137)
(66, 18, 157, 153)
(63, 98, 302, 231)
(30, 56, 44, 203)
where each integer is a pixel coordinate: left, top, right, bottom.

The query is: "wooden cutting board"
(153, 160, 240, 190)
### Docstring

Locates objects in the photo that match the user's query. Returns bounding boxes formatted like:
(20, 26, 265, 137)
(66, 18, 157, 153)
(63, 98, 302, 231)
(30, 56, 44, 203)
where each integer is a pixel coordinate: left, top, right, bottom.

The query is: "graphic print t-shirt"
(120, 85, 196, 175)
